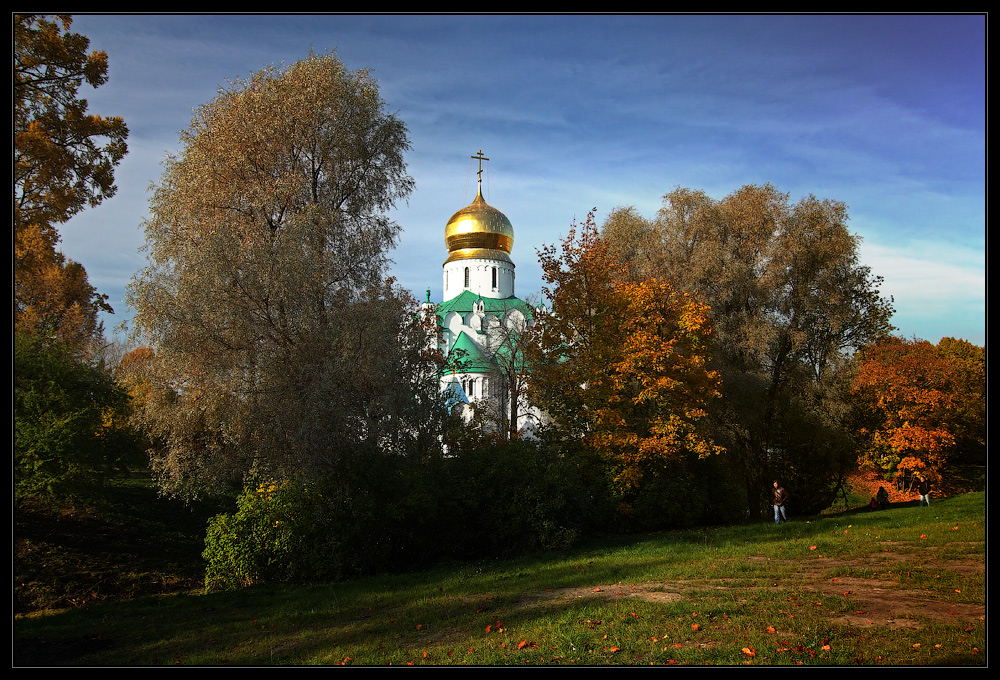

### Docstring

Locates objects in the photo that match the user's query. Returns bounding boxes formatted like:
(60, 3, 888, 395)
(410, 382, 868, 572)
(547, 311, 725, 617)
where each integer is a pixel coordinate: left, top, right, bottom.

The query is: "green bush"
(203, 441, 596, 590)
(203, 452, 448, 591)
(203, 480, 342, 591)
(624, 463, 705, 531)
(438, 441, 591, 559)
(15, 333, 139, 503)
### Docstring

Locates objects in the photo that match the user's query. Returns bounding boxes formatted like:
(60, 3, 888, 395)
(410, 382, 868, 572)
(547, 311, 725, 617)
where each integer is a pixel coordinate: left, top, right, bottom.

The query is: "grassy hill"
(14, 484, 985, 666)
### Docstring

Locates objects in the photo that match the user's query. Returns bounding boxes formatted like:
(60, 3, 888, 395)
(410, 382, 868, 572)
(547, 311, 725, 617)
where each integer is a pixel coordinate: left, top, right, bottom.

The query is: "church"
(425, 152, 543, 438)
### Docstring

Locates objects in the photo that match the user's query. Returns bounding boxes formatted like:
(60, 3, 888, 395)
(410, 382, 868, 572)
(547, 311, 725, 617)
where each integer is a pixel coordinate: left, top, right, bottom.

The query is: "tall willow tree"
(603, 185, 895, 518)
(127, 53, 441, 498)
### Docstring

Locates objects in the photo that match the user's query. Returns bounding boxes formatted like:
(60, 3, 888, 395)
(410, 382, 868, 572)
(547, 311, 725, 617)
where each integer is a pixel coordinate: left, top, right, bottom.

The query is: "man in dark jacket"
(918, 475, 931, 506)
(773, 481, 789, 524)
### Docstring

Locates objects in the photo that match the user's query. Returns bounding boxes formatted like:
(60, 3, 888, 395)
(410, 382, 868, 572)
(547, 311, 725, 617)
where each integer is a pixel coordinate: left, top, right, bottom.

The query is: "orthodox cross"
(471, 149, 490, 184)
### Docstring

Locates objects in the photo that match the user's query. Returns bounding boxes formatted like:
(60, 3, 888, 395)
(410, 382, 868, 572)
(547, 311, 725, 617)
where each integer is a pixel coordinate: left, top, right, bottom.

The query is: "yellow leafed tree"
(527, 212, 722, 512)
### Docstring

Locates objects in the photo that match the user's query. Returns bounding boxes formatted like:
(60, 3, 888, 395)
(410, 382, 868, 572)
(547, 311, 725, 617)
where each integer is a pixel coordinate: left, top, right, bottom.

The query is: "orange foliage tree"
(14, 223, 111, 355)
(14, 15, 127, 356)
(603, 185, 896, 518)
(850, 336, 983, 482)
(526, 212, 722, 512)
(15, 15, 128, 239)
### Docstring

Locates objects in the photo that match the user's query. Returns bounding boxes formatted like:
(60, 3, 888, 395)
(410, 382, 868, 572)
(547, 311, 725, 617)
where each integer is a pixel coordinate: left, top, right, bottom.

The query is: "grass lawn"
(14, 488, 984, 666)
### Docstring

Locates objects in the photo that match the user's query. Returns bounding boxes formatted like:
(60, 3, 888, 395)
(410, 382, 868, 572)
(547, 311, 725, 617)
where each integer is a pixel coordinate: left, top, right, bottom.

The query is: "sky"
(57, 14, 986, 346)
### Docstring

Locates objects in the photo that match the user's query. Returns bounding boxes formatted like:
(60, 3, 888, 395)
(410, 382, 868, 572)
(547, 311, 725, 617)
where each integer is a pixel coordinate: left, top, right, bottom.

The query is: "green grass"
(14, 491, 984, 666)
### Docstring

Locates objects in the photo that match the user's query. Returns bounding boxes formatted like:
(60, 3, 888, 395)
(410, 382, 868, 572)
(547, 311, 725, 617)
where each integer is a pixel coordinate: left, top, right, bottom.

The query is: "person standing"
(772, 481, 789, 524)
(918, 475, 931, 506)
(876, 486, 890, 510)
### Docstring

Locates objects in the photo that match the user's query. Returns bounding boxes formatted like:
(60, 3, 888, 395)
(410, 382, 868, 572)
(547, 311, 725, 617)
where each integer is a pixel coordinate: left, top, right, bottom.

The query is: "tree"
(935, 337, 986, 464)
(850, 336, 985, 482)
(604, 185, 895, 517)
(14, 333, 138, 502)
(14, 222, 112, 355)
(14, 14, 126, 355)
(14, 14, 128, 237)
(477, 298, 537, 442)
(527, 213, 722, 517)
(126, 52, 433, 498)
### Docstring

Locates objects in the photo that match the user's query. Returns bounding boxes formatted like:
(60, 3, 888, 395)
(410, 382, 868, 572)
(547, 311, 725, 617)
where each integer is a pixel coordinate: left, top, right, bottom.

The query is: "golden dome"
(444, 186, 514, 265)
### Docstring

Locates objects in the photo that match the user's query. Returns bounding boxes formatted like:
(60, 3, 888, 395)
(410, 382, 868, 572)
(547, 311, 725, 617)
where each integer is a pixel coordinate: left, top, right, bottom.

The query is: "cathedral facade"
(427, 153, 542, 438)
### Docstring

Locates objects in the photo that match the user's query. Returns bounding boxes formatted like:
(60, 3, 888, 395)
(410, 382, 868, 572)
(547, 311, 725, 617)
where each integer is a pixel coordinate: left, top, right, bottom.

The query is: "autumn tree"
(126, 52, 438, 498)
(527, 213, 722, 518)
(850, 336, 985, 483)
(603, 185, 895, 517)
(14, 222, 112, 353)
(14, 14, 127, 355)
(935, 337, 986, 464)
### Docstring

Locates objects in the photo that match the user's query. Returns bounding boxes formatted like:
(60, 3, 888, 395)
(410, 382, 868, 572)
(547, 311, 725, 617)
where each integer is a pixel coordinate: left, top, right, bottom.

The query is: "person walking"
(918, 475, 931, 506)
(772, 481, 789, 524)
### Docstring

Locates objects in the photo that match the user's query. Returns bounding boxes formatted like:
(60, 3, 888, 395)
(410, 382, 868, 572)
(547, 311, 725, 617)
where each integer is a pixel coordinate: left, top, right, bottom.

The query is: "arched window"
(492, 266, 497, 289)
(464, 267, 470, 288)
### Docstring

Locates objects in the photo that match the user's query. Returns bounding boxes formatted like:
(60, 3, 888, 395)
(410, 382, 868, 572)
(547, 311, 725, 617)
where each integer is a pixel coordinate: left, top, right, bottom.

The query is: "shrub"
(203, 441, 598, 590)
(15, 333, 139, 503)
(203, 480, 337, 591)
(438, 441, 591, 559)
(613, 452, 746, 531)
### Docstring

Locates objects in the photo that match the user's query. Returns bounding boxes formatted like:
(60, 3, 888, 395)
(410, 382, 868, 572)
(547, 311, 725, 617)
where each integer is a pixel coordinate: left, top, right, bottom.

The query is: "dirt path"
(524, 553, 984, 631)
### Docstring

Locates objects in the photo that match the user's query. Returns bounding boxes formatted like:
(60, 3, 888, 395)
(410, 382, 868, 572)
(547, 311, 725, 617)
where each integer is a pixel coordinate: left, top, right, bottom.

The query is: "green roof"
(445, 331, 493, 373)
(435, 290, 533, 321)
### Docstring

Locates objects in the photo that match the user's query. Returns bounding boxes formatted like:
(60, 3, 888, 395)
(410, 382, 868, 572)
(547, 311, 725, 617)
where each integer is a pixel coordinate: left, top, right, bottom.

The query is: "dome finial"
(471, 149, 489, 190)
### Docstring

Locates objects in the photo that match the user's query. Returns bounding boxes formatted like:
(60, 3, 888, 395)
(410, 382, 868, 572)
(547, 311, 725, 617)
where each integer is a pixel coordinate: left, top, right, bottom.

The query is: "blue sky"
(59, 14, 985, 346)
